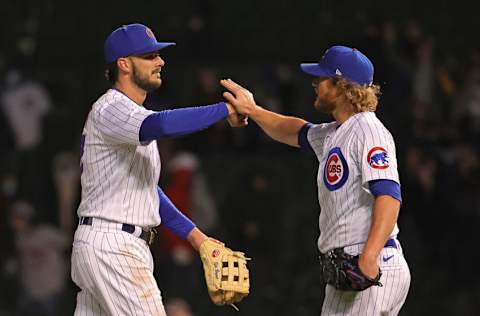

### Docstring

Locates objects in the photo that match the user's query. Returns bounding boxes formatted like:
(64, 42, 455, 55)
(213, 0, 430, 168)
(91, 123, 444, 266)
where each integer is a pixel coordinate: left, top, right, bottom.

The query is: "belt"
(384, 238, 397, 249)
(79, 217, 157, 245)
(321, 238, 397, 258)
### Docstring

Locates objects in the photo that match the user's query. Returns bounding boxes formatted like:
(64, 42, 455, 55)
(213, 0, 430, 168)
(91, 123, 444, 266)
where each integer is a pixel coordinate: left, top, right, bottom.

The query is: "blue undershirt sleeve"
(298, 122, 314, 153)
(139, 102, 229, 142)
(369, 179, 402, 203)
(157, 186, 196, 240)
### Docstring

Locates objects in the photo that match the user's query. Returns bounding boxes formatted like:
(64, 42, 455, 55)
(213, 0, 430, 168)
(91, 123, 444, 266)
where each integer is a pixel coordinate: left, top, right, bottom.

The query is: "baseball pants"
(321, 239, 410, 316)
(71, 218, 167, 316)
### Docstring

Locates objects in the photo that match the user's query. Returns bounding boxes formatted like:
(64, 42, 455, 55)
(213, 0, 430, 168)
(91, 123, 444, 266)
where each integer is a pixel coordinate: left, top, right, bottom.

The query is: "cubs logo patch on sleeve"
(367, 147, 389, 169)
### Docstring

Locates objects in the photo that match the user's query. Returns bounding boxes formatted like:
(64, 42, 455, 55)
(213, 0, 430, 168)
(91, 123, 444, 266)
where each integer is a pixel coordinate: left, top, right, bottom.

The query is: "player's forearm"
(186, 227, 208, 251)
(139, 102, 228, 142)
(250, 106, 307, 147)
(362, 195, 400, 261)
(157, 186, 196, 239)
(157, 188, 207, 251)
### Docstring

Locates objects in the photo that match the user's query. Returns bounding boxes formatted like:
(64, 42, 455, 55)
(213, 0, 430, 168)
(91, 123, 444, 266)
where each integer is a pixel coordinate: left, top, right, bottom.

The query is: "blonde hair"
(334, 77, 381, 112)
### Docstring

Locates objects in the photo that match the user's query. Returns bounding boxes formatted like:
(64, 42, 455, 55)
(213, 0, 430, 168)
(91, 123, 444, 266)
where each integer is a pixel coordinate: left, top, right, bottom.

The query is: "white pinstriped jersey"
(307, 111, 400, 253)
(77, 89, 161, 228)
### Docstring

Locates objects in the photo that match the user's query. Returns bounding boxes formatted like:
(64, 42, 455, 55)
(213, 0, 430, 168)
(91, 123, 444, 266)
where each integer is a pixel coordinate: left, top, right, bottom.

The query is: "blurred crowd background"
(0, 1, 479, 315)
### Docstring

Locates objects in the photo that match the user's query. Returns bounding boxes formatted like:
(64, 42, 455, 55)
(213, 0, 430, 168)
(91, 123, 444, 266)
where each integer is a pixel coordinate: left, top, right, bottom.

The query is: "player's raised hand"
(221, 79, 258, 116)
(225, 103, 249, 127)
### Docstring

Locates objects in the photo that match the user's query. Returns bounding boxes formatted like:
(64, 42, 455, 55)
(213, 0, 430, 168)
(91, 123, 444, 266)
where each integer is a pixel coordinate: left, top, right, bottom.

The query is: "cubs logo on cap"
(323, 147, 349, 191)
(367, 147, 389, 169)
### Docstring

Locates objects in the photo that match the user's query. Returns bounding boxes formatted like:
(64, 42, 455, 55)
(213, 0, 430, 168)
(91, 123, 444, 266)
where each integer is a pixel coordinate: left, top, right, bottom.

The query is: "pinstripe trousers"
(321, 240, 410, 316)
(71, 220, 167, 316)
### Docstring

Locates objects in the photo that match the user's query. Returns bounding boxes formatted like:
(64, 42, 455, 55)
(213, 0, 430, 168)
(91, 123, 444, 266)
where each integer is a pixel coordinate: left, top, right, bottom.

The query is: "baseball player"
(221, 46, 410, 315)
(71, 23, 249, 316)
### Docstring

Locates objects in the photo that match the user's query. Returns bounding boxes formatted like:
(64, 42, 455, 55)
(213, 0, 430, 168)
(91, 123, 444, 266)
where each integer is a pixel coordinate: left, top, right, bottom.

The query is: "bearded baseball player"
(70, 23, 250, 316)
(221, 46, 410, 315)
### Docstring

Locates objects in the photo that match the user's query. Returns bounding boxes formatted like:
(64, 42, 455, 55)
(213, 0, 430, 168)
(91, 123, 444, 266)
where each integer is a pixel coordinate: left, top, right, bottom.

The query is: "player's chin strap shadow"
(229, 256, 252, 312)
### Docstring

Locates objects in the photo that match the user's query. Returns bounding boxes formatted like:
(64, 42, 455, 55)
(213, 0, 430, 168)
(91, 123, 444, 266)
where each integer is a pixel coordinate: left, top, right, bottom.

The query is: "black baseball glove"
(320, 248, 382, 292)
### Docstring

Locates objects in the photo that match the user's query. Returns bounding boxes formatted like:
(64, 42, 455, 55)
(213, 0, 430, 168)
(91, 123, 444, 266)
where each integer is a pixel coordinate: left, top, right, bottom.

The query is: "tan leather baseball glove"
(199, 238, 250, 307)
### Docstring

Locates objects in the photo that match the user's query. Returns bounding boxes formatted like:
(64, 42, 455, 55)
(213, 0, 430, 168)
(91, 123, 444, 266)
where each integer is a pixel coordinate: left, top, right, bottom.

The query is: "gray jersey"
(307, 112, 400, 253)
(77, 89, 161, 228)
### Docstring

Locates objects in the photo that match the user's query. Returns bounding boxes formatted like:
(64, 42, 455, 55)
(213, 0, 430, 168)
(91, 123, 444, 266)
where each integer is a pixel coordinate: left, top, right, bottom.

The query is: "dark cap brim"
(135, 42, 176, 55)
(300, 63, 335, 78)
(106, 42, 177, 63)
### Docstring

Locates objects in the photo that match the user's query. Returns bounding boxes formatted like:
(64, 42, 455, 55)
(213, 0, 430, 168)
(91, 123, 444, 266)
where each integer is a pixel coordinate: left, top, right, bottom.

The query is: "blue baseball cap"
(300, 46, 374, 85)
(104, 23, 175, 64)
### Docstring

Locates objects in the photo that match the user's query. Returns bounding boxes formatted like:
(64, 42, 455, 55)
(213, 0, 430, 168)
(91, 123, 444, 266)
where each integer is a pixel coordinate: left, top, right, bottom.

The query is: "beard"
(131, 64, 162, 92)
(314, 96, 336, 113)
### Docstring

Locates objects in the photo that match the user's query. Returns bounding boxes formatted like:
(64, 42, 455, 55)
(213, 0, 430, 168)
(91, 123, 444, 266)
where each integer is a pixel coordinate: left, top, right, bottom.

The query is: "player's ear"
(117, 58, 131, 74)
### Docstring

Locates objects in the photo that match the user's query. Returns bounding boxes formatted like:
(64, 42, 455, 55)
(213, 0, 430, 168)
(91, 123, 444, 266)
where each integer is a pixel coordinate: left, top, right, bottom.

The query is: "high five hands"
(220, 79, 253, 127)
(221, 79, 258, 118)
(226, 102, 249, 127)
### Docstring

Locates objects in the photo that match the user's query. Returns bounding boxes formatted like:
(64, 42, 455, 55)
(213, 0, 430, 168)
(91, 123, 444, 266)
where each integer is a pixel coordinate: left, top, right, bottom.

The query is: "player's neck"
(114, 81, 147, 105)
(332, 105, 355, 124)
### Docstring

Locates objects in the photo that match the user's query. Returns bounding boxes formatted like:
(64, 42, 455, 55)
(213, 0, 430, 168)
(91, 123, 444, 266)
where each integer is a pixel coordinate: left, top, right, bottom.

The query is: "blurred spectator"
(193, 67, 221, 104)
(413, 38, 435, 105)
(51, 152, 80, 236)
(1, 68, 51, 151)
(158, 147, 219, 260)
(0, 172, 19, 200)
(452, 48, 480, 143)
(8, 200, 68, 316)
(403, 145, 439, 243)
(154, 143, 218, 313)
(273, 64, 297, 115)
(1, 68, 53, 219)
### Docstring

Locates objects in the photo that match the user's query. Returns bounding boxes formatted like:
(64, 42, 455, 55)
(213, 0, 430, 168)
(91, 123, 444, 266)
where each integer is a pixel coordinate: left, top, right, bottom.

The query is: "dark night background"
(0, 0, 479, 315)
